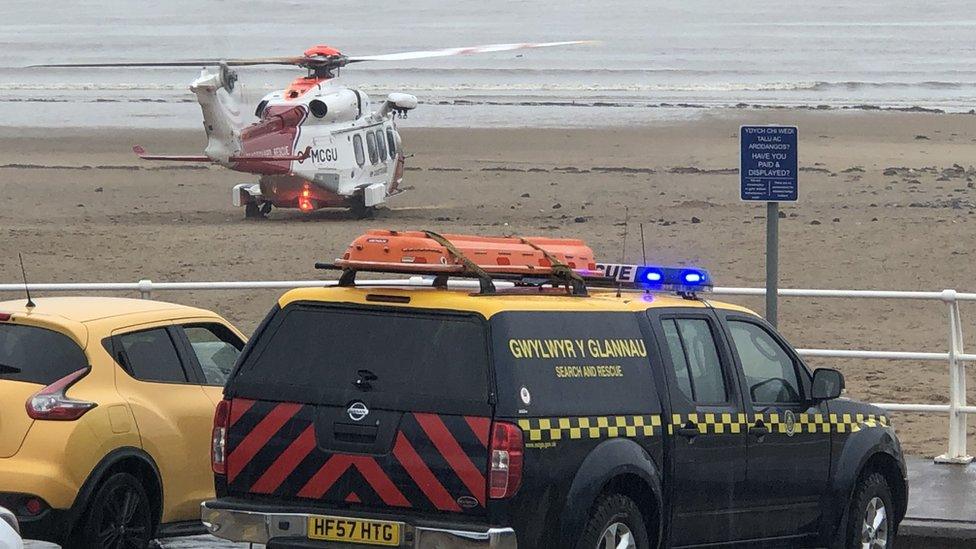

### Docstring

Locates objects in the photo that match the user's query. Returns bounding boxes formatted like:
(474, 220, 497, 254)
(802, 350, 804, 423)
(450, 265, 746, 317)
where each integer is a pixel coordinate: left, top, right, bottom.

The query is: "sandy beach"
(2, 109, 976, 457)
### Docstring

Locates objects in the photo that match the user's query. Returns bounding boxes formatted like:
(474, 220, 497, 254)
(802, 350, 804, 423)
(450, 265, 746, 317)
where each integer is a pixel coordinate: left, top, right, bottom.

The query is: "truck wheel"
(577, 494, 650, 549)
(76, 472, 154, 549)
(846, 472, 894, 549)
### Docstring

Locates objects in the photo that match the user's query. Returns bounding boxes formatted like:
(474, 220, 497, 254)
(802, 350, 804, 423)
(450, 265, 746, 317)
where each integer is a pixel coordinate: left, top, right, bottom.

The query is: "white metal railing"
(1, 279, 973, 463)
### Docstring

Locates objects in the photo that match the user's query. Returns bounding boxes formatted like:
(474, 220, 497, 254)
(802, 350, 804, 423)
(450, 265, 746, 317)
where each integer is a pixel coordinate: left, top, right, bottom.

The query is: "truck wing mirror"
(811, 368, 845, 401)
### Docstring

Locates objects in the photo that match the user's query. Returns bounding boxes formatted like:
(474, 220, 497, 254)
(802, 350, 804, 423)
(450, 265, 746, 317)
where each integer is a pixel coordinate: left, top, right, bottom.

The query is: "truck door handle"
(749, 424, 770, 438)
(676, 424, 700, 439)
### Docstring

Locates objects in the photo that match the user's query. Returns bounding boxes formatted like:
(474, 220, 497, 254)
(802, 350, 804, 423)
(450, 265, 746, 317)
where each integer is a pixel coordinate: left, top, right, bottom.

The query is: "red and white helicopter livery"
(37, 41, 590, 218)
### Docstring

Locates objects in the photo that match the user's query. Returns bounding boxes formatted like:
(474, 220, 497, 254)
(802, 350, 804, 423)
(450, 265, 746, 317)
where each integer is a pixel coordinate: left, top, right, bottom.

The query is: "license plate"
(307, 515, 402, 546)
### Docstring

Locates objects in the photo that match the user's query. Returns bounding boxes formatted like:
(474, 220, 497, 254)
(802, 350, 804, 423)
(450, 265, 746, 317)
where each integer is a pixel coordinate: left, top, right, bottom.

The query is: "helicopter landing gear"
(245, 202, 261, 219)
(349, 199, 375, 220)
(245, 201, 272, 219)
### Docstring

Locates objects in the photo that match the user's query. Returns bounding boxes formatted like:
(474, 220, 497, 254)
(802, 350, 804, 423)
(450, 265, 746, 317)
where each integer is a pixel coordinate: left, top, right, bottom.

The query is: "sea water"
(1, 0, 975, 128)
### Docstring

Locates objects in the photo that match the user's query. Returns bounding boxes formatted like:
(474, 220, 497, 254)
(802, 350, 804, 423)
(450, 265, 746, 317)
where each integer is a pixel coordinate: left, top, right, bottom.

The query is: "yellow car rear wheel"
(76, 472, 153, 549)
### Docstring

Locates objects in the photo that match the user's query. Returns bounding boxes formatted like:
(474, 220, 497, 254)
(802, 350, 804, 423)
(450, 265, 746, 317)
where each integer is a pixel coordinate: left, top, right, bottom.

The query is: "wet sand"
(2, 109, 976, 457)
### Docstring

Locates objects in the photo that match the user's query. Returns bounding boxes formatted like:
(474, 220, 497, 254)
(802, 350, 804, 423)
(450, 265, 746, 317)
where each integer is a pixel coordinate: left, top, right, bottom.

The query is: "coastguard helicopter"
(35, 41, 590, 219)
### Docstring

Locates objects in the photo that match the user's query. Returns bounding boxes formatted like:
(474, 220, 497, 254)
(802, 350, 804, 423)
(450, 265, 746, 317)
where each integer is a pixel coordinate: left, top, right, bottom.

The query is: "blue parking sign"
(740, 126, 798, 201)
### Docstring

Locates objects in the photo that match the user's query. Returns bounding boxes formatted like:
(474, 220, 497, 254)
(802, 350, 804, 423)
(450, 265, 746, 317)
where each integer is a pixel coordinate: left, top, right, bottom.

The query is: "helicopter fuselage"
(40, 40, 586, 218)
(192, 67, 415, 216)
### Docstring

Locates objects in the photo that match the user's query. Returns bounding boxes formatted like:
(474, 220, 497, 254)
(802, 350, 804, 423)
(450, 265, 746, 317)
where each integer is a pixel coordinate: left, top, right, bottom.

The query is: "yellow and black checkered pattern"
(666, 413, 750, 435)
(516, 412, 889, 443)
(666, 412, 890, 436)
(517, 415, 662, 443)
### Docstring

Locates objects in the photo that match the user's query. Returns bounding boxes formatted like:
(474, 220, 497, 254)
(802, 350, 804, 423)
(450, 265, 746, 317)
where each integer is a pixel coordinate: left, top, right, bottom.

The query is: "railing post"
(936, 290, 973, 464)
(137, 279, 153, 300)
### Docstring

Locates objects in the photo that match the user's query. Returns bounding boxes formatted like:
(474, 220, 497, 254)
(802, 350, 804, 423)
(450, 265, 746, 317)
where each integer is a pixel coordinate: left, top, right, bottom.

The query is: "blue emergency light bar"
(593, 263, 712, 293)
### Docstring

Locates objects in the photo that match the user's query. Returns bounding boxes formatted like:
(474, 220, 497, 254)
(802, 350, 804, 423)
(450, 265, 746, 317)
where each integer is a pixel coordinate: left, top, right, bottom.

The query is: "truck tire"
(76, 472, 153, 549)
(577, 494, 650, 549)
(845, 471, 894, 549)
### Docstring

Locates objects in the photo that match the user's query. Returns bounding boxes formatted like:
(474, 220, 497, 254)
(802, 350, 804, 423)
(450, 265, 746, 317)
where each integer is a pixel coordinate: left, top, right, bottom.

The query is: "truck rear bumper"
(201, 500, 517, 548)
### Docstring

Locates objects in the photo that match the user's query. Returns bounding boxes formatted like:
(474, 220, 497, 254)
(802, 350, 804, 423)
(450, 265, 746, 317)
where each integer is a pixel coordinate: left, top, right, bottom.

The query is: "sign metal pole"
(766, 201, 779, 327)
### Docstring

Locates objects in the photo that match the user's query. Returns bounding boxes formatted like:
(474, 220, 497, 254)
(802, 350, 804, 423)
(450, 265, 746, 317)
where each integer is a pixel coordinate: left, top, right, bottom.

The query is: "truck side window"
(728, 321, 801, 404)
(662, 319, 727, 404)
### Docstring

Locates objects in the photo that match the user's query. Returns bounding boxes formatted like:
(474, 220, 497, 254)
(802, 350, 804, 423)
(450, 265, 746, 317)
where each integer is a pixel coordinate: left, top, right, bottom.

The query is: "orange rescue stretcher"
(335, 229, 597, 276)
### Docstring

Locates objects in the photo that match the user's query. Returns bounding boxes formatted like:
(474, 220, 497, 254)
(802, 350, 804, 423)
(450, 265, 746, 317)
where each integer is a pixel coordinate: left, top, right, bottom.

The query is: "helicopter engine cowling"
(304, 88, 361, 124)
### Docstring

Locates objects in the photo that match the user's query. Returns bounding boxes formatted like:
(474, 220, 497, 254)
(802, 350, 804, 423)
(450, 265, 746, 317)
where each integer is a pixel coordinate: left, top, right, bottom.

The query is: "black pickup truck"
(200, 277, 906, 548)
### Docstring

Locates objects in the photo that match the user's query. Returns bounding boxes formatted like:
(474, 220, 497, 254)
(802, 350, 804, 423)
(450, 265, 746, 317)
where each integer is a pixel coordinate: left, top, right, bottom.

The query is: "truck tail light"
(25, 367, 96, 420)
(489, 421, 523, 499)
(212, 399, 231, 474)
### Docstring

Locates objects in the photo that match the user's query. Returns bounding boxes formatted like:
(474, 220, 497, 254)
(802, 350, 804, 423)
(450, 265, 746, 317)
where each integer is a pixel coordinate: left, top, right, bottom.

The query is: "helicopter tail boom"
(190, 66, 244, 165)
(131, 145, 311, 164)
(132, 145, 210, 162)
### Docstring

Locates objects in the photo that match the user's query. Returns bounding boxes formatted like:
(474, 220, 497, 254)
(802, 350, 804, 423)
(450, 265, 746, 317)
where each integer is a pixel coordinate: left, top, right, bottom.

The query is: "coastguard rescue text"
(508, 338, 647, 359)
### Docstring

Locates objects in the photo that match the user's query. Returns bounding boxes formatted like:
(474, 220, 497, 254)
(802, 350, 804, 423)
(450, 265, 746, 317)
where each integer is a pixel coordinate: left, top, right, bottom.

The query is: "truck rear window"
(0, 324, 87, 385)
(231, 304, 490, 414)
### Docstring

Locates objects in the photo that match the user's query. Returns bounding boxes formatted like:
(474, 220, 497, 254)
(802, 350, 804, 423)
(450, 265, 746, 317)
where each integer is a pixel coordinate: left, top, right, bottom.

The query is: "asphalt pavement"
(22, 458, 976, 549)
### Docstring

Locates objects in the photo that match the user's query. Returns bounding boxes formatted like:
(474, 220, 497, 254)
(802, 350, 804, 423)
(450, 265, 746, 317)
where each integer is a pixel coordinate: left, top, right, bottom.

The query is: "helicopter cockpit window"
(353, 134, 365, 167)
(386, 128, 397, 157)
(254, 100, 269, 119)
(376, 130, 388, 162)
(366, 131, 378, 164)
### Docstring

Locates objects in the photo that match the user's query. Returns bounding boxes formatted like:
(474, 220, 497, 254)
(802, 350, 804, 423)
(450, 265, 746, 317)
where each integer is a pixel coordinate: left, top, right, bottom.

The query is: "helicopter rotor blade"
(30, 57, 306, 68)
(30, 41, 595, 69)
(346, 40, 596, 62)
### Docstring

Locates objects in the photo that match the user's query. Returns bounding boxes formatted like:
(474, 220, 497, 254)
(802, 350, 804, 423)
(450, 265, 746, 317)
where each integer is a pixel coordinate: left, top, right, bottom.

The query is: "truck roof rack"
(315, 230, 712, 297)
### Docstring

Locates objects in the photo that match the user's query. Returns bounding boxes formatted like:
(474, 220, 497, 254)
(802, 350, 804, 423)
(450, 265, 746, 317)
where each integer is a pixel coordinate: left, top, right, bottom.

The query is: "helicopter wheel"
(350, 201, 375, 220)
(244, 202, 268, 219)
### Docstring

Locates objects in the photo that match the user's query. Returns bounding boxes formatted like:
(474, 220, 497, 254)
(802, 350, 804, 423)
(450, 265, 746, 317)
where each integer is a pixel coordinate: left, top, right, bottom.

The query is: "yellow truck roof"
(278, 286, 759, 318)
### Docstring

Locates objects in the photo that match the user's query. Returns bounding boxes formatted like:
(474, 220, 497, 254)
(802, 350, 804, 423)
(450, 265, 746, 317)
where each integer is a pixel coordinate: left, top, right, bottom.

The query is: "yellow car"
(0, 297, 246, 548)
